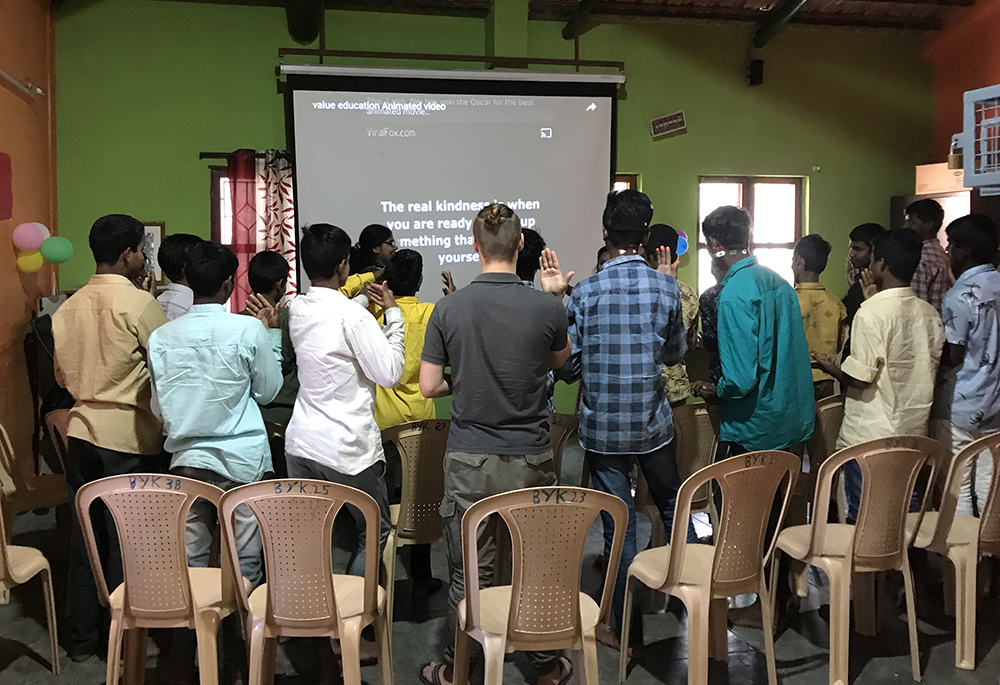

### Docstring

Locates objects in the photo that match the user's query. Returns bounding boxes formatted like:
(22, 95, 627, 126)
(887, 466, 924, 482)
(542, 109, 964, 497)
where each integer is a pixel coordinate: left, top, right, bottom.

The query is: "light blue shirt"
(716, 256, 815, 451)
(940, 264, 1000, 433)
(148, 304, 283, 483)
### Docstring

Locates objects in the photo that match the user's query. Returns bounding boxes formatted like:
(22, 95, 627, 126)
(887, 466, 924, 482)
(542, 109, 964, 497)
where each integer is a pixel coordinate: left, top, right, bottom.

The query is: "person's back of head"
(473, 203, 522, 262)
(644, 223, 680, 265)
(186, 241, 239, 301)
(248, 250, 290, 298)
(384, 249, 423, 298)
(905, 199, 945, 236)
(603, 189, 653, 248)
(702, 205, 751, 251)
(945, 214, 999, 267)
(349, 223, 393, 274)
(89, 214, 145, 267)
(873, 229, 923, 285)
(302, 223, 352, 283)
(849, 223, 885, 249)
(794, 234, 832, 275)
(596, 245, 611, 272)
(158, 234, 204, 284)
(516, 228, 546, 282)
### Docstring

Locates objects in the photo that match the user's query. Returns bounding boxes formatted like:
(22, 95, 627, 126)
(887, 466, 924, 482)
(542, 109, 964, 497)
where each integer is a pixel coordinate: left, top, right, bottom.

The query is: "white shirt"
(286, 286, 405, 475)
(837, 287, 944, 449)
(157, 283, 194, 321)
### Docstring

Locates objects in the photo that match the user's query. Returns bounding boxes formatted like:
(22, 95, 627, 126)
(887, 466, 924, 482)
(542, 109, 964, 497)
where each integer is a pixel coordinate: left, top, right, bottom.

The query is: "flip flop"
(555, 656, 574, 685)
(418, 661, 453, 685)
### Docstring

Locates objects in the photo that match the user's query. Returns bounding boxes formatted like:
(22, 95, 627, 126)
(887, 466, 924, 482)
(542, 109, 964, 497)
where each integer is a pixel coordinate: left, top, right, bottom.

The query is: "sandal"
(419, 661, 453, 685)
(555, 656, 574, 685)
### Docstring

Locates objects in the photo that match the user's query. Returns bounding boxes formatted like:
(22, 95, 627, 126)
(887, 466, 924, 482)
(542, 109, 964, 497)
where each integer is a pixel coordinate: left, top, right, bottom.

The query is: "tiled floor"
(3, 443, 1000, 685)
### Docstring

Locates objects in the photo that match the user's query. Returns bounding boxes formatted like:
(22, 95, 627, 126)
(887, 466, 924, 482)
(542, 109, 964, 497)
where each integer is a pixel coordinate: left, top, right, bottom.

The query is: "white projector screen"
(286, 67, 618, 302)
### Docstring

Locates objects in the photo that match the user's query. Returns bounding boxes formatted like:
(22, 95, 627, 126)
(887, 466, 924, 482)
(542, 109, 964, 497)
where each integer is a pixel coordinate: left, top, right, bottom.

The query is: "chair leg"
(248, 619, 268, 685)
(374, 613, 394, 685)
(824, 560, 851, 685)
(194, 611, 221, 685)
(482, 635, 506, 685)
(580, 627, 600, 685)
(122, 627, 148, 685)
(39, 566, 60, 675)
(949, 547, 977, 670)
(339, 618, 365, 685)
(618, 577, 637, 683)
(106, 611, 125, 685)
(760, 579, 778, 685)
(793, 560, 810, 598)
(684, 594, 710, 685)
(453, 624, 473, 685)
(901, 557, 922, 682)
(942, 562, 957, 618)
(708, 598, 728, 662)
(853, 572, 877, 637)
(383, 531, 398, 628)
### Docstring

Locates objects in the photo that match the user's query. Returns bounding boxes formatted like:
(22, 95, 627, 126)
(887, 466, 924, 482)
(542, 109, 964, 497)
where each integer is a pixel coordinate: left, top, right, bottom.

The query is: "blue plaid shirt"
(566, 255, 687, 454)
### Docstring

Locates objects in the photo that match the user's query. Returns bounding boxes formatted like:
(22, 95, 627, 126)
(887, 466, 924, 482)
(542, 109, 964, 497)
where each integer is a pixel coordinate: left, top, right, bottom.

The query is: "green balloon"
(40, 236, 74, 264)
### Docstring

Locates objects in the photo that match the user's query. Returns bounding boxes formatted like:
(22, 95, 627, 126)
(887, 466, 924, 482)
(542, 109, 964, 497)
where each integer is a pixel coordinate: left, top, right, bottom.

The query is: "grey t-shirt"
(422, 272, 569, 454)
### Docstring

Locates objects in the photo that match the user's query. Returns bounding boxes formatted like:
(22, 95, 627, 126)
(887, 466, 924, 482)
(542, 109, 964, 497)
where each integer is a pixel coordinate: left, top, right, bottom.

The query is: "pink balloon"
(676, 230, 688, 241)
(12, 222, 44, 252)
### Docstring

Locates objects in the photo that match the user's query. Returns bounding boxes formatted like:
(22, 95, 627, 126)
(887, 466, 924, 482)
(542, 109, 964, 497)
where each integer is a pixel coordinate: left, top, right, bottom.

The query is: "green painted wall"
(56, 0, 932, 299)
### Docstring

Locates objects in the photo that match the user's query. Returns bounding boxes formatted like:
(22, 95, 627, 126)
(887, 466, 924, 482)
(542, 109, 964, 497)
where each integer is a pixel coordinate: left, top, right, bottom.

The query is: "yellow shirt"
(374, 297, 436, 430)
(662, 280, 699, 404)
(795, 282, 847, 383)
(53, 274, 169, 455)
(341, 272, 375, 298)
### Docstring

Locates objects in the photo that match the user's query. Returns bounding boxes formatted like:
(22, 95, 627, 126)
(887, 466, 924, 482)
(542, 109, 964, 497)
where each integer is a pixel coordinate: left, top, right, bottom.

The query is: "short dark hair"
(350, 224, 393, 274)
(185, 241, 238, 298)
(849, 223, 885, 248)
(873, 229, 922, 283)
(702, 206, 751, 250)
(384, 249, 423, 297)
(794, 234, 832, 274)
(473, 204, 522, 261)
(157, 233, 203, 283)
(645, 224, 680, 264)
(248, 251, 290, 295)
(905, 199, 945, 231)
(301, 223, 351, 281)
(89, 214, 145, 265)
(603, 190, 653, 247)
(516, 228, 546, 281)
(946, 214, 999, 264)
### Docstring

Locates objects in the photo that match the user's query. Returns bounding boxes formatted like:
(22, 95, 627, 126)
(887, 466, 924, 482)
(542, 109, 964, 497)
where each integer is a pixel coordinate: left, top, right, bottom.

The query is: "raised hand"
(653, 246, 677, 279)
(247, 293, 279, 329)
(371, 282, 397, 310)
(441, 271, 456, 296)
(859, 268, 877, 299)
(539, 248, 575, 299)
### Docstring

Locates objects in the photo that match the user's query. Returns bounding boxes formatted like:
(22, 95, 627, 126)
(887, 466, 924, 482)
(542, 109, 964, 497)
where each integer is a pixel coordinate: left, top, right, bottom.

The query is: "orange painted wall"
(925, 0, 1000, 161)
(0, 0, 56, 468)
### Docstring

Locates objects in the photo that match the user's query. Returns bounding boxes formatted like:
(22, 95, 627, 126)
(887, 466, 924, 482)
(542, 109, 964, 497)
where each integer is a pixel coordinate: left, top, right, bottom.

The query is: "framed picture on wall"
(143, 222, 165, 284)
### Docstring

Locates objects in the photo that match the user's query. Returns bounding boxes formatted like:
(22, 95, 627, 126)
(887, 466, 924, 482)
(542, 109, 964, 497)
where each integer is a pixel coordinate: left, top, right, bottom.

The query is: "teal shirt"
(716, 256, 815, 450)
(148, 304, 283, 483)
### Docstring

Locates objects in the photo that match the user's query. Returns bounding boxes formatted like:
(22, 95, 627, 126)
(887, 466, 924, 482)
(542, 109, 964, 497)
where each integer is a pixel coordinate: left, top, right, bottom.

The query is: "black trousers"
(65, 437, 164, 652)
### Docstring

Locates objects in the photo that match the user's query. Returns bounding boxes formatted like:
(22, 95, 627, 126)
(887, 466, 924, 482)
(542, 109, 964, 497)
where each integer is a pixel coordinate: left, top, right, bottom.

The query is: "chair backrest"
(659, 452, 798, 597)
(977, 435, 1000, 559)
(44, 410, 70, 473)
(930, 432, 1000, 556)
(673, 403, 718, 507)
(461, 487, 626, 651)
(382, 419, 450, 542)
(75, 474, 225, 623)
(0, 421, 25, 495)
(809, 396, 844, 469)
(808, 439, 931, 569)
(548, 414, 579, 482)
(219, 479, 381, 634)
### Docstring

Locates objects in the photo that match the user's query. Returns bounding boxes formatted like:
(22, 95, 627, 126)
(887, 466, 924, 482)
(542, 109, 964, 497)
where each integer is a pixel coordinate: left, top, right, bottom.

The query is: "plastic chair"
(455, 486, 627, 685)
(906, 431, 1000, 669)
(219, 479, 392, 685)
(44, 410, 70, 474)
(774, 439, 932, 685)
(381, 420, 449, 629)
(0, 488, 59, 673)
(0, 420, 66, 519)
(548, 413, 580, 484)
(806, 397, 847, 524)
(76, 474, 243, 685)
(619, 451, 799, 685)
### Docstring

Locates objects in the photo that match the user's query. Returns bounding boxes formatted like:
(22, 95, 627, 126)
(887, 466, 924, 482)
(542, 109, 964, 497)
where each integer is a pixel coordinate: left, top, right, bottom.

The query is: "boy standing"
(904, 199, 953, 314)
(792, 234, 847, 400)
(148, 241, 283, 587)
(841, 223, 885, 357)
(418, 204, 572, 685)
(156, 233, 203, 320)
(814, 229, 944, 519)
(934, 215, 1000, 516)
(53, 214, 169, 661)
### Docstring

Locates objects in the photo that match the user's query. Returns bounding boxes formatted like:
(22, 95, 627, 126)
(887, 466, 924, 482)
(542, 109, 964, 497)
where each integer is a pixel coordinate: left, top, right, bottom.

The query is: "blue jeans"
(587, 440, 696, 645)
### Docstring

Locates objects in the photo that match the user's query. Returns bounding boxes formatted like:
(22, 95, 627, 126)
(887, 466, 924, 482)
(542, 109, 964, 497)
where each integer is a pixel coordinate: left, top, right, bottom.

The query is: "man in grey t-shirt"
(418, 204, 571, 685)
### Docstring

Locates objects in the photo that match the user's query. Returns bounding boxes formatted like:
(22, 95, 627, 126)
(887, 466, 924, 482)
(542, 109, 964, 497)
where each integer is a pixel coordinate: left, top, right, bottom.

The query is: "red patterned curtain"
(227, 149, 296, 311)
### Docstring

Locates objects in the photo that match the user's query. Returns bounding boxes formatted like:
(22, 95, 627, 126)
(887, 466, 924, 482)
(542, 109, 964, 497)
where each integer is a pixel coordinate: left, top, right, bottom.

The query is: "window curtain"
(227, 149, 296, 311)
